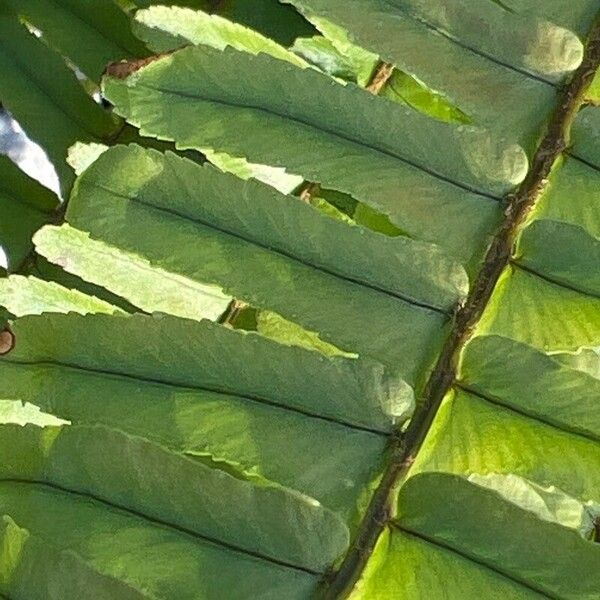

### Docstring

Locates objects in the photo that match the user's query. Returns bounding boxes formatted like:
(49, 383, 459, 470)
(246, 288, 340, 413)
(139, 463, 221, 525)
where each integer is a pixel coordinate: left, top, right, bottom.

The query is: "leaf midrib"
(79, 179, 452, 315)
(390, 523, 556, 600)
(1, 477, 321, 577)
(379, 0, 557, 85)
(130, 80, 502, 201)
(511, 259, 600, 300)
(453, 383, 600, 444)
(1, 357, 389, 437)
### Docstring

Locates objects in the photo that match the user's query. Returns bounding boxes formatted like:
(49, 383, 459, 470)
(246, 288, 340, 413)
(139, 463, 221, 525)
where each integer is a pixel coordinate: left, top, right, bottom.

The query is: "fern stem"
(323, 13, 600, 600)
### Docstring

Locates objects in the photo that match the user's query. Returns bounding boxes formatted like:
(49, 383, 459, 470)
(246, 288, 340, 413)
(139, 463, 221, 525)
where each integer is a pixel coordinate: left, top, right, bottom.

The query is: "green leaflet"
(0, 358, 386, 527)
(134, 5, 307, 68)
(411, 390, 600, 507)
(288, 0, 584, 78)
(66, 141, 305, 269)
(0, 7, 120, 193)
(2, 312, 408, 433)
(130, 0, 315, 46)
(467, 473, 600, 540)
(289, 18, 471, 124)
(34, 224, 231, 321)
(1, 0, 600, 596)
(67, 142, 111, 175)
(68, 145, 468, 311)
(291, 35, 363, 81)
(8, 0, 149, 81)
(494, 0, 599, 35)
(460, 335, 600, 440)
(588, 70, 600, 103)
(132, 6, 316, 199)
(63, 144, 454, 383)
(0, 485, 318, 599)
(380, 70, 471, 125)
(349, 201, 404, 237)
(295, 15, 378, 87)
(28, 255, 140, 314)
(102, 44, 519, 266)
(571, 105, 600, 169)
(395, 473, 600, 599)
(353, 472, 600, 598)
(516, 219, 600, 298)
(0, 312, 401, 571)
(0, 156, 59, 271)
(535, 156, 600, 240)
(478, 265, 600, 352)
(349, 527, 545, 600)
(0, 275, 119, 317)
(284, 0, 573, 148)
(0, 422, 349, 571)
(102, 44, 526, 195)
(292, 26, 470, 124)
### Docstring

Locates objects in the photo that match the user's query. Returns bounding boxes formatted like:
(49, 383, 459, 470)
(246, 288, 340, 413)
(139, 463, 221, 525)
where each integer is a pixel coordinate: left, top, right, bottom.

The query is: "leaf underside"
(0, 1, 599, 599)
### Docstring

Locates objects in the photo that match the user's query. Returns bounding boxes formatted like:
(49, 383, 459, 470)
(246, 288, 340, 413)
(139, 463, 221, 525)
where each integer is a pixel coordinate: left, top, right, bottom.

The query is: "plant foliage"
(0, 1, 599, 598)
